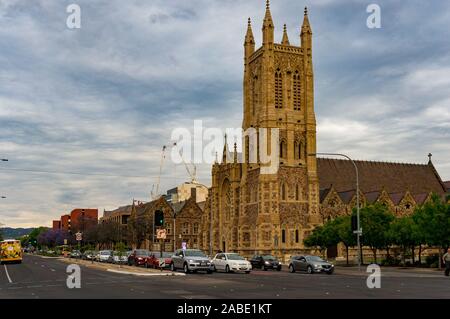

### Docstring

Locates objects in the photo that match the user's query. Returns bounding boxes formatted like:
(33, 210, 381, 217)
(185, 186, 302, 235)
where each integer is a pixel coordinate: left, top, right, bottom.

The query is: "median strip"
(107, 269, 185, 276)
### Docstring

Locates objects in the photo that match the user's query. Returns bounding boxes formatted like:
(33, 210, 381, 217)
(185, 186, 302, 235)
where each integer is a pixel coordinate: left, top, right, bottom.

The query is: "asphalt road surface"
(1, 254, 449, 299)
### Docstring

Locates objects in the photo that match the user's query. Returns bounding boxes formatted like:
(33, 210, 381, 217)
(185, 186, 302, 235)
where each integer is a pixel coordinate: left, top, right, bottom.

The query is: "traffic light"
(154, 210, 164, 227)
(351, 215, 358, 232)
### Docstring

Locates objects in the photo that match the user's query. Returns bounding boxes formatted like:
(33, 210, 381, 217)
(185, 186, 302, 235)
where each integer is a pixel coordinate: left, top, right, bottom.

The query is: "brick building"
(52, 209, 98, 234)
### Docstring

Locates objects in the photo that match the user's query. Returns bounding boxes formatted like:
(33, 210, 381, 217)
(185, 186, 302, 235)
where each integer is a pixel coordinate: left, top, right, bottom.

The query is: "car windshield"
(185, 250, 206, 257)
(100, 251, 110, 255)
(136, 250, 150, 256)
(262, 255, 276, 260)
(306, 256, 325, 262)
(227, 254, 245, 260)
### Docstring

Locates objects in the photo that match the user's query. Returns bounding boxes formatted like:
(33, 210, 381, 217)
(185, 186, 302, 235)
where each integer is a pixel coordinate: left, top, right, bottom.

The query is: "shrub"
(381, 256, 400, 266)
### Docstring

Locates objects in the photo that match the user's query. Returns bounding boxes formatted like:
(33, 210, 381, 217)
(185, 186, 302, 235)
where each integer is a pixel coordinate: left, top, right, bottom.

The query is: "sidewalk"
(58, 257, 185, 276)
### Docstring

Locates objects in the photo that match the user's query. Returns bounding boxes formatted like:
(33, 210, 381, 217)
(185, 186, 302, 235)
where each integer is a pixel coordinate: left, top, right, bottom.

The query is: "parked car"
(98, 250, 112, 262)
(109, 251, 128, 264)
(212, 253, 252, 273)
(250, 255, 282, 271)
(128, 249, 151, 266)
(289, 255, 334, 274)
(82, 250, 97, 260)
(145, 252, 173, 269)
(70, 250, 82, 258)
(170, 249, 213, 274)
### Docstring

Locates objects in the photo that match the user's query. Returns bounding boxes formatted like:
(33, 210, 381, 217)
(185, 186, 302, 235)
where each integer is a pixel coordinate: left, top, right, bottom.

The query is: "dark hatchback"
(250, 255, 282, 271)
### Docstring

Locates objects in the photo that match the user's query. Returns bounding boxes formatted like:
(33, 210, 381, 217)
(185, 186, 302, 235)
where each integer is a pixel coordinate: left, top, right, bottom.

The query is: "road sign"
(156, 229, 167, 240)
(75, 232, 82, 241)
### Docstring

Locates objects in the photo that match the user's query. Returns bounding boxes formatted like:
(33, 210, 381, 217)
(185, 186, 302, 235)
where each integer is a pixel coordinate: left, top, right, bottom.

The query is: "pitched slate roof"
(317, 158, 446, 195)
(444, 181, 450, 192)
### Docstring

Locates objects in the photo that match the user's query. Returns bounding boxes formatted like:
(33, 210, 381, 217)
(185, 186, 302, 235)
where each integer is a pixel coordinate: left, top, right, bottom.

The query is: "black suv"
(250, 255, 282, 271)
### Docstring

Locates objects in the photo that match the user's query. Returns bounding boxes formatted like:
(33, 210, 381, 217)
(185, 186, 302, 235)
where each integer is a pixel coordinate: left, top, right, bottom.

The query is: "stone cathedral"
(198, 2, 448, 260)
(200, 2, 322, 258)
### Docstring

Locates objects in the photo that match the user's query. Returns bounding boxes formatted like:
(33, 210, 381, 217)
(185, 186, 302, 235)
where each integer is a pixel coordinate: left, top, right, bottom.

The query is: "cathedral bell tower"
(239, 1, 320, 257)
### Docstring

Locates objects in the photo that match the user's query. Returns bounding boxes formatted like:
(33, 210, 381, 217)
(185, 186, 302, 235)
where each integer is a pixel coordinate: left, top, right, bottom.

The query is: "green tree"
(388, 216, 420, 265)
(412, 194, 450, 268)
(26, 227, 48, 248)
(333, 215, 357, 265)
(359, 204, 395, 263)
(304, 223, 339, 258)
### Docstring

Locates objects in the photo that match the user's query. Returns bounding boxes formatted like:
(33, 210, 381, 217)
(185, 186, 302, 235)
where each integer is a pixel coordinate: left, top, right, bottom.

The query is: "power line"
(0, 167, 181, 179)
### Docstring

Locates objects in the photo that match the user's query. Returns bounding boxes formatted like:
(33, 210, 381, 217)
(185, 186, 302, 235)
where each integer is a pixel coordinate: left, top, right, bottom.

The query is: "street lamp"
(1, 159, 8, 162)
(308, 152, 362, 271)
(1, 196, 6, 199)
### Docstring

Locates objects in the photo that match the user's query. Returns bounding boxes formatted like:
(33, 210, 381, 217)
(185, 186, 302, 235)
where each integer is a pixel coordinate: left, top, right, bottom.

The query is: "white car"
(212, 253, 252, 273)
(109, 251, 128, 264)
(98, 250, 112, 262)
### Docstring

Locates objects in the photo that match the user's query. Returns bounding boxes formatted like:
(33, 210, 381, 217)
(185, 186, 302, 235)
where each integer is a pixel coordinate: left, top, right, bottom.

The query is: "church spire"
(300, 7, 312, 38)
(222, 134, 228, 164)
(262, 0, 274, 46)
(244, 17, 255, 58)
(281, 24, 290, 45)
(301, 7, 313, 62)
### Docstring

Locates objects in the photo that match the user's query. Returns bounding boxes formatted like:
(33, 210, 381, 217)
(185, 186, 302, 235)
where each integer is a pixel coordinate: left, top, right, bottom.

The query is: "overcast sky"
(1, 0, 449, 228)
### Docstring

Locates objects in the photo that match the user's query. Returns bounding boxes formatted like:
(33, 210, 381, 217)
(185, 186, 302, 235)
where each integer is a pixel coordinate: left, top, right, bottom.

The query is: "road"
(0, 254, 449, 299)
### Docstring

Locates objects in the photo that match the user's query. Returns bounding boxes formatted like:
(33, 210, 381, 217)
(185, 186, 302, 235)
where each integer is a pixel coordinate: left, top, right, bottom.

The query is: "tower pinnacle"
(282, 24, 290, 45)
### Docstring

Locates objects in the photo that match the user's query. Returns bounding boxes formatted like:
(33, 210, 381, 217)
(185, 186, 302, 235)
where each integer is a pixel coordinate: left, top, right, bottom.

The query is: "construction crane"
(172, 142, 197, 184)
(150, 142, 198, 201)
(150, 145, 167, 200)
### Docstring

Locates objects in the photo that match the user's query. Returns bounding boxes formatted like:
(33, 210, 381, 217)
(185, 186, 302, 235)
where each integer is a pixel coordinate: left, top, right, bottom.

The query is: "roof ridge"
(317, 157, 428, 166)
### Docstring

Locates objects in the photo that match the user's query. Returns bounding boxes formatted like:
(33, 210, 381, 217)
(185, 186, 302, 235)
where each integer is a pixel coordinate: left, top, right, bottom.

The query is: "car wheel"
(145, 262, 149, 268)
(289, 264, 295, 273)
(207, 270, 212, 274)
(263, 267, 268, 271)
(225, 265, 230, 273)
(277, 266, 281, 271)
(245, 271, 251, 274)
(213, 265, 217, 272)
(327, 270, 334, 275)
(170, 263, 176, 272)
(307, 266, 313, 274)
(183, 263, 190, 274)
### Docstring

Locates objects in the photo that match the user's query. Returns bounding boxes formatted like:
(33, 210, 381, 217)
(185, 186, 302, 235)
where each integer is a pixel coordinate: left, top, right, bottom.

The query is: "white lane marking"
(4, 265, 12, 283)
(50, 268, 56, 272)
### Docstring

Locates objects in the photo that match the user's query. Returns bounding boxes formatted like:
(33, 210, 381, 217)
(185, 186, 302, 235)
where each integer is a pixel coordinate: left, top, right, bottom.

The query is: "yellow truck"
(0, 239, 23, 264)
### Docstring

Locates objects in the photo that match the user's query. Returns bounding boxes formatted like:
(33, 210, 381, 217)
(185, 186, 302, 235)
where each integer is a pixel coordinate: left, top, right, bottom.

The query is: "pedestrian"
(443, 248, 450, 277)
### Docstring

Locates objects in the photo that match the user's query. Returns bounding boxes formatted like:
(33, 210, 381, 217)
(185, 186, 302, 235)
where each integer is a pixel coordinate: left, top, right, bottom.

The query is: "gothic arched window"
(252, 76, 258, 116)
(280, 139, 287, 159)
(275, 70, 283, 109)
(299, 141, 304, 160)
(295, 184, 300, 201)
(293, 71, 301, 110)
(281, 183, 287, 201)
